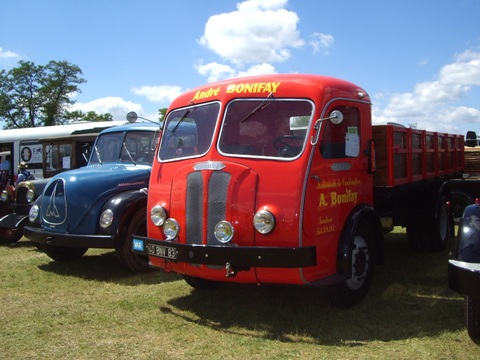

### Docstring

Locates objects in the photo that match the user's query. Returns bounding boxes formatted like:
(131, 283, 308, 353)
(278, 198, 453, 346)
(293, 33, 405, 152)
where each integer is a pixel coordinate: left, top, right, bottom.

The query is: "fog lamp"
(99, 209, 114, 229)
(150, 205, 167, 226)
(163, 218, 179, 241)
(214, 220, 234, 243)
(253, 210, 275, 234)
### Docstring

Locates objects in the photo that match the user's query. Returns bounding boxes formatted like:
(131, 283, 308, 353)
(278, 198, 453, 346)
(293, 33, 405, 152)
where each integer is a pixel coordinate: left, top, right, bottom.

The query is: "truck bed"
(373, 125, 464, 187)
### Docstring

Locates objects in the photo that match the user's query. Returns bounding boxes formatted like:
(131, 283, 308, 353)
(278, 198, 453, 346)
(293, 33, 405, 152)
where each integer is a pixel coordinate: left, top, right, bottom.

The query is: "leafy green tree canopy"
(0, 60, 87, 128)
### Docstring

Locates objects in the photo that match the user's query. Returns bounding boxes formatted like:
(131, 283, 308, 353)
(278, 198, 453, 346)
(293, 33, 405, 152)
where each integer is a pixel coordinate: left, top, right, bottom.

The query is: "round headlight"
(99, 209, 114, 229)
(26, 189, 35, 203)
(1, 190, 9, 203)
(253, 210, 275, 234)
(163, 218, 179, 241)
(214, 220, 234, 243)
(29, 205, 39, 222)
(150, 205, 167, 226)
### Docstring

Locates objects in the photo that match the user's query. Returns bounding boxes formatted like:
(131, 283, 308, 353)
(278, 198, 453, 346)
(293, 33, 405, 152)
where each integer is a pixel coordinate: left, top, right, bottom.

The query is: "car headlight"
(253, 210, 275, 234)
(163, 218, 179, 241)
(150, 205, 167, 226)
(214, 220, 234, 243)
(1, 190, 10, 203)
(99, 209, 114, 229)
(26, 189, 35, 203)
(29, 205, 39, 222)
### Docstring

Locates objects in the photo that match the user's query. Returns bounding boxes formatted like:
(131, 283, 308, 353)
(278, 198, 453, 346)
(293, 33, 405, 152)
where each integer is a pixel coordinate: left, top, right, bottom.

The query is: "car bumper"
(131, 235, 316, 268)
(24, 226, 115, 248)
(448, 259, 480, 298)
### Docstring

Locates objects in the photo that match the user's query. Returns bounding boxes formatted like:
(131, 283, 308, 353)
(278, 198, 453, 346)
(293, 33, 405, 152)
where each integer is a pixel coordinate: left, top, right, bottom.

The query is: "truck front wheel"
(327, 222, 375, 308)
(466, 296, 480, 343)
(115, 208, 152, 273)
(41, 244, 88, 261)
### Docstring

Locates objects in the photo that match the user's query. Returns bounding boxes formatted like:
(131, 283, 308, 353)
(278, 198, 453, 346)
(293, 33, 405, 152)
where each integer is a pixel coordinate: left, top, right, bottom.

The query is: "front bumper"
(448, 259, 480, 298)
(24, 226, 115, 248)
(131, 235, 316, 268)
(0, 213, 28, 230)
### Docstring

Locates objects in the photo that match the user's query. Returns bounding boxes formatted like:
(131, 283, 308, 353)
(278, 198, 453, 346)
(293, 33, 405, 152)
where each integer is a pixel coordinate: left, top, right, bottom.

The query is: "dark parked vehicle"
(24, 120, 160, 273)
(448, 198, 480, 343)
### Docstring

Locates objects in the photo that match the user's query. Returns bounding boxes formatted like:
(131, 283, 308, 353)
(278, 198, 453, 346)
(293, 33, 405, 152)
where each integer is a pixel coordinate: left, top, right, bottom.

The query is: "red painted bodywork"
(143, 74, 463, 286)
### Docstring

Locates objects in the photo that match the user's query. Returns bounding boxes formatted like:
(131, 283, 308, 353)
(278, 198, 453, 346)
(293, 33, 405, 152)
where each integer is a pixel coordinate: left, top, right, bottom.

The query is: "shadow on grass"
(37, 249, 181, 285)
(162, 232, 465, 345)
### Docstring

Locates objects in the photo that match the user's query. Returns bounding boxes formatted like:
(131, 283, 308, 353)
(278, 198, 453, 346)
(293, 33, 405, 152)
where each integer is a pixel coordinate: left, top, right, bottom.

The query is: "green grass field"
(1, 229, 480, 359)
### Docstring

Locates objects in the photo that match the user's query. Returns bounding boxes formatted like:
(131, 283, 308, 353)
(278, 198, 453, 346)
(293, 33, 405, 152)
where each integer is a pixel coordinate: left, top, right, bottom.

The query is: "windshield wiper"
(240, 92, 274, 123)
(94, 145, 102, 165)
(122, 141, 136, 165)
(170, 107, 195, 134)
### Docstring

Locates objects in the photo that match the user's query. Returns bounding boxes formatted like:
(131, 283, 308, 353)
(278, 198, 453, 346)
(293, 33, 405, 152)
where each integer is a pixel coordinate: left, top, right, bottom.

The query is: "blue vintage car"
(449, 198, 480, 343)
(24, 121, 160, 273)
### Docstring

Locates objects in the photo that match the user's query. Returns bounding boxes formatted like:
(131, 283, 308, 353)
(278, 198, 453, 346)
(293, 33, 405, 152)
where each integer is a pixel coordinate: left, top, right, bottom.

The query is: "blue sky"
(1, 0, 480, 136)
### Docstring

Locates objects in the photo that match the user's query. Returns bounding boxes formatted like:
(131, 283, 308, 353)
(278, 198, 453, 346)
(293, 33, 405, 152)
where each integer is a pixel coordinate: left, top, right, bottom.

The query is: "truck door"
(302, 102, 373, 280)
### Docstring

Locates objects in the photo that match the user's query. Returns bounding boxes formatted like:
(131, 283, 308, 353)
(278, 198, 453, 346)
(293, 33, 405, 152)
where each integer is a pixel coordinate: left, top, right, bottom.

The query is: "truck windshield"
(218, 99, 313, 159)
(90, 131, 156, 164)
(159, 102, 220, 161)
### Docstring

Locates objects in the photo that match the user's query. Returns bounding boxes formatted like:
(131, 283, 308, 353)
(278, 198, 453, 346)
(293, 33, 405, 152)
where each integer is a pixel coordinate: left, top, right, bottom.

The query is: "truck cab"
(25, 121, 160, 273)
(133, 74, 385, 306)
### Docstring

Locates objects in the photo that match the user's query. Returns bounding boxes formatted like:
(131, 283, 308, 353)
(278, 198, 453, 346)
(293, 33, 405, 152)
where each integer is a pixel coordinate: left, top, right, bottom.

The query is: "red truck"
(132, 74, 463, 307)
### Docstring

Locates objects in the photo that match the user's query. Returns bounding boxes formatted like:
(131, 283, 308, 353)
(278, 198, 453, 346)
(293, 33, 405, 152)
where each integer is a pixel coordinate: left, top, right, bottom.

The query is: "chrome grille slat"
(186, 172, 203, 244)
(207, 172, 230, 244)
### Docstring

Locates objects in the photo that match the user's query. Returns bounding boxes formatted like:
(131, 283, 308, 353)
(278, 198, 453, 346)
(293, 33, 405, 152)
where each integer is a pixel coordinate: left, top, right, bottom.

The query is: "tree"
(0, 60, 86, 128)
(159, 108, 167, 122)
(66, 110, 113, 122)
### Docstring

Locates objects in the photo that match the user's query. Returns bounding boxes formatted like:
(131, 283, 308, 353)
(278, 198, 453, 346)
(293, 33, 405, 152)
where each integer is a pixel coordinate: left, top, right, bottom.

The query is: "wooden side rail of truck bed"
(373, 125, 464, 187)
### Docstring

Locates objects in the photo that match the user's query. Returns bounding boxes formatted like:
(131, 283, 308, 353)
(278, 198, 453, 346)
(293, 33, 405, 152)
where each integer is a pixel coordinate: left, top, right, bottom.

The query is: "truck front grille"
(185, 171, 230, 245)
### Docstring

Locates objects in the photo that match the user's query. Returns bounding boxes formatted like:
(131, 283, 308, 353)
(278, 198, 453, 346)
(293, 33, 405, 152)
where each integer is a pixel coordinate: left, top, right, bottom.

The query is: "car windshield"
(90, 131, 157, 165)
(159, 102, 220, 161)
(218, 99, 313, 159)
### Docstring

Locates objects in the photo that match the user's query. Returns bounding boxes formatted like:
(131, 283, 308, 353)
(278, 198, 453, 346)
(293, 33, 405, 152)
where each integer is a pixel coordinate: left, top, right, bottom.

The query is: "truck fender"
(97, 188, 148, 245)
(336, 205, 384, 276)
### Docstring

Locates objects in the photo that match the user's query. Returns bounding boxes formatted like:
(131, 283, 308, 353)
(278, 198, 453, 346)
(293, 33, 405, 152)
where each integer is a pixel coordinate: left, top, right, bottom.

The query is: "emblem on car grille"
(43, 179, 67, 225)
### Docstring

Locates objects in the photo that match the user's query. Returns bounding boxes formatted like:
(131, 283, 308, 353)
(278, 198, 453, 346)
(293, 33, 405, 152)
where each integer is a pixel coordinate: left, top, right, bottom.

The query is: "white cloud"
(373, 49, 480, 134)
(198, 0, 304, 65)
(309, 33, 334, 54)
(0, 47, 21, 67)
(131, 85, 183, 104)
(196, 61, 276, 83)
(71, 97, 144, 121)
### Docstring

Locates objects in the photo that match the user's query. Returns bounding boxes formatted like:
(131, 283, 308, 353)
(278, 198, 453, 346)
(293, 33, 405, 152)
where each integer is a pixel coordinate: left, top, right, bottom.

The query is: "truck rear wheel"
(407, 190, 452, 252)
(115, 208, 152, 273)
(327, 221, 375, 308)
(41, 244, 88, 261)
(466, 296, 480, 343)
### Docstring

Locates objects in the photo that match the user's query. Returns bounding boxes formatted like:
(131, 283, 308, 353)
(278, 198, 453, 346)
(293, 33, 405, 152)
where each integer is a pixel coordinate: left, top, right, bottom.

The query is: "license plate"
(146, 243, 178, 260)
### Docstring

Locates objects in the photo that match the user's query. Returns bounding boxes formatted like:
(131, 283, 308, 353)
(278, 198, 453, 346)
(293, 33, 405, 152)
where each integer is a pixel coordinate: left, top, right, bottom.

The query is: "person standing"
(15, 162, 34, 186)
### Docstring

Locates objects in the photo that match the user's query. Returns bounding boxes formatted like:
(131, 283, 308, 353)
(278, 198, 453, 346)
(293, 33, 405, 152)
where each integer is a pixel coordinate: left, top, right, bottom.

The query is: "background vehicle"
(0, 129, 118, 244)
(132, 74, 463, 307)
(448, 199, 480, 343)
(24, 119, 160, 273)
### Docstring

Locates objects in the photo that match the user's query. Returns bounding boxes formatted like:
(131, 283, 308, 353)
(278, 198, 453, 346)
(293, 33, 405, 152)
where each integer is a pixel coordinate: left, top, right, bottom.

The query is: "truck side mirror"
(329, 110, 344, 125)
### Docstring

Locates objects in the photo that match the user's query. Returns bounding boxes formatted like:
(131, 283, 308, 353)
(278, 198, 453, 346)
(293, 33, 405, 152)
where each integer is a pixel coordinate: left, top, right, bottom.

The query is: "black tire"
(115, 208, 152, 273)
(327, 221, 375, 308)
(0, 227, 23, 244)
(451, 190, 473, 223)
(407, 190, 452, 252)
(183, 275, 219, 289)
(41, 244, 88, 261)
(466, 296, 480, 343)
